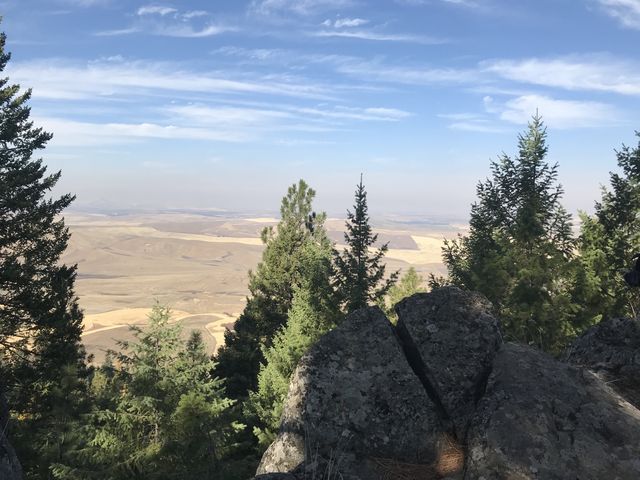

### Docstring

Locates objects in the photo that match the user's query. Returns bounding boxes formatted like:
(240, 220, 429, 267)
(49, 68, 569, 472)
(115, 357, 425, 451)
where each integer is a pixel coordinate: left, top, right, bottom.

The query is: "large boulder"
(395, 287, 502, 438)
(254, 474, 299, 480)
(256, 289, 640, 479)
(257, 307, 451, 479)
(466, 343, 640, 480)
(0, 387, 22, 480)
(567, 317, 640, 409)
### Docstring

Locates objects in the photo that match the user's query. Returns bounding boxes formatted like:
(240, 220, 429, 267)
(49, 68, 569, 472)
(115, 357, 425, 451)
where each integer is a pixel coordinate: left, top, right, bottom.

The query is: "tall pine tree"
(333, 175, 398, 312)
(574, 132, 640, 322)
(0, 27, 88, 479)
(442, 115, 578, 353)
(214, 180, 330, 399)
(244, 239, 339, 447)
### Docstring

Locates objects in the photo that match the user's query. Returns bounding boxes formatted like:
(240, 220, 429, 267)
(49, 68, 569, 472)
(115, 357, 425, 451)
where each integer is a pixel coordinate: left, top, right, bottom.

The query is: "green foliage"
(333, 175, 398, 312)
(245, 241, 340, 446)
(381, 267, 427, 322)
(214, 179, 330, 399)
(574, 133, 640, 322)
(52, 305, 241, 480)
(442, 115, 579, 353)
(0, 26, 89, 479)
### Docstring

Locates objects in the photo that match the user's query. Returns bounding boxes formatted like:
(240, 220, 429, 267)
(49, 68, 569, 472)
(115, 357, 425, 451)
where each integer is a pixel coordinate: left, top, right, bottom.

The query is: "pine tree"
(442, 115, 578, 353)
(575, 133, 640, 322)
(381, 266, 426, 322)
(244, 240, 339, 447)
(214, 180, 330, 399)
(333, 175, 398, 312)
(0, 27, 88, 478)
(52, 305, 241, 480)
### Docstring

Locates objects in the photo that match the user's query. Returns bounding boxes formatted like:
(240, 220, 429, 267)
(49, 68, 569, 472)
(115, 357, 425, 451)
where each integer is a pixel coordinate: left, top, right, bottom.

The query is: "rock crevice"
(256, 287, 640, 480)
(395, 288, 502, 440)
(394, 320, 454, 431)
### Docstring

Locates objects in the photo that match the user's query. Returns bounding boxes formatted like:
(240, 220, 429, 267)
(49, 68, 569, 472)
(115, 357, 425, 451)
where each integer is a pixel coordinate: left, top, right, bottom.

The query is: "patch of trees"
(437, 115, 640, 354)
(2, 20, 640, 480)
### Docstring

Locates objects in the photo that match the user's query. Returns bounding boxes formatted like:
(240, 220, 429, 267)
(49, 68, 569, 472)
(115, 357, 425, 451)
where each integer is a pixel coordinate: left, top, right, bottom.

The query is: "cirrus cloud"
(596, 0, 640, 29)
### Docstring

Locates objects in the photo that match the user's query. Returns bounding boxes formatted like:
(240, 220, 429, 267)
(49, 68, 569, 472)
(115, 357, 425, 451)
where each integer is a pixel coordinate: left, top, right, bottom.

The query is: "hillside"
(64, 211, 461, 362)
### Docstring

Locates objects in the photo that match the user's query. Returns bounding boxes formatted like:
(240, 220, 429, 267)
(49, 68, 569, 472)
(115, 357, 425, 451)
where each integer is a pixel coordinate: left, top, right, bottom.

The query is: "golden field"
(64, 211, 462, 363)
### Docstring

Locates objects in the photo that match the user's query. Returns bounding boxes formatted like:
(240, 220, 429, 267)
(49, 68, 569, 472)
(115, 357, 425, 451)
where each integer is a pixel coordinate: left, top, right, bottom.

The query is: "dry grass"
(435, 434, 465, 476)
(82, 307, 193, 331)
(65, 212, 453, 361)
(371, 434, 464, 480)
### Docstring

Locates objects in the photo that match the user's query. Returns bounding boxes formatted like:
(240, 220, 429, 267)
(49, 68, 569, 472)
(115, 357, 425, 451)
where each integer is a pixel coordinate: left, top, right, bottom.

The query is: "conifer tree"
(442, 115, 578, 352)
(574, 133, 640, 322)
(333, 175, 398, 312)
(0, 27, 88, 478)
(381, 266, 426, 322)
(214, 180, 330, 399)
(244, 240, 339, 446)
(52, 306, 240, 480)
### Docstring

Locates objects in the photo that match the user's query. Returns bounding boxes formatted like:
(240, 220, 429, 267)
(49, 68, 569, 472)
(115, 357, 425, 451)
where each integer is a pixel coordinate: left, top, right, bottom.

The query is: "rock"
(256, 289, 640, 480)
(0, 386, 22, 480)
(257, 432, 304, 476)
(395, 287, 502, 438)
(567, 317, 640, 409)
(257, 307, 450, 479)
(254, 474, 299, 480)
(466, 343, 640, 480)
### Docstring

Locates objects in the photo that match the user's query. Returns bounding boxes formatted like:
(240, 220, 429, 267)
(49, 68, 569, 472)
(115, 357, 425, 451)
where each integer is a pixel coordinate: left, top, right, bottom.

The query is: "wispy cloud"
(394, 0, 429, 5)
(448, 121, 505, 132)
(156, 24, 233, 38)
(213, 46, 291, 62)
(322, 17, 368, 27)
(293, 105, 412, 121)
(441, 0, 481, 7)
(312, 29, 445, 43)
(312, 13, 443, 43)
(34, 99, 411, 148)
(596, 0, 640, 29)
(250, 0, 356, 16)
(137, 5, 177, 16)
(336, 59, 478, 85)
(166, 105, 294, 127)
(484, 56, 640, 95)
(61, 0, 110, 6)
(97, 5, 232, 38)
(7, 58, 333, 101)
(96, 27, 141, 37)
(395, 0, 487, 9)
(182, 10, 208, 20)
(36, 116, 250, 147)
(98, 24, 231, 38)
(486, 94, 623, 129)
(168, 103, 411, 127)
(439, 112, 507, 132)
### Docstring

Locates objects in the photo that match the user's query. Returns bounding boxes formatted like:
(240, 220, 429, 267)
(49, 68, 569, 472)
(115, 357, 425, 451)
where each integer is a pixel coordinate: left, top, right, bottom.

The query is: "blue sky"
(2, 0, 640, 217)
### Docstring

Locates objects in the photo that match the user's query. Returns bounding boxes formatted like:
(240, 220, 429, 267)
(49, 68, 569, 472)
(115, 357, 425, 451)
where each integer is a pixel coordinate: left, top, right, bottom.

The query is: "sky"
(2, 0, 640, 217)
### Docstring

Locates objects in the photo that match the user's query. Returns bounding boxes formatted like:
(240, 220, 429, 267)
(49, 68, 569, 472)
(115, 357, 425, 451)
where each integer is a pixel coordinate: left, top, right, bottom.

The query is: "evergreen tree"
(52, 305, 241, 480)
(381, 266, 426, 322)
(0, 27, 88, 478)
(574, 133, 640, 322)
(442, 115, 578, 353)
(333, 175, 398, 312)
(214, 180, 329, 399)
(244, 240, 339, 447)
